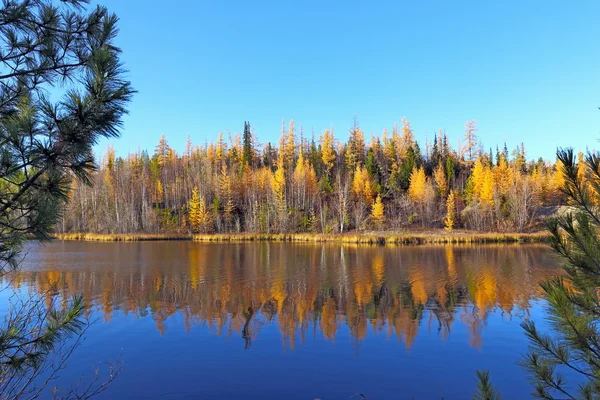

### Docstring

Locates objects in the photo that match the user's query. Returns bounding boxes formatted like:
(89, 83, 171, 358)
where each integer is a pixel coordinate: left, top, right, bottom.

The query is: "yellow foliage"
(494, 156, 513, 196)
(352, 164, 374, 203)
(156, 134, 169, 166)
(470, 157, 494, 206)
(104, 146, 116, 189)
(433, 163, 447, 197)
(293, 151, 318, 200)
(444, 190, 457, 231)
(188, 187, 212, 233)
(346, 126, 365, 171)
(371, 194, 385, 227)
(480, 167, 495, 206)
(408, 166, 426, 202)
(320, 129, 336, 174)
(271, 164, 286, 213)
(397, 117, 415, 159)
(216, 132, 226, 163)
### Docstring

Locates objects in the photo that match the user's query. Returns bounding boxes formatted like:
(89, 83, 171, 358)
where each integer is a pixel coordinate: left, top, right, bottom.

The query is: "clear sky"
(92, 0, 600, 160)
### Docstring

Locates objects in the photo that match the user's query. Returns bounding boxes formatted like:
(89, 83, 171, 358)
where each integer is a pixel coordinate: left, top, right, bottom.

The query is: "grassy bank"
(53, 230, 551, 245)
(53, 233, 192, 241)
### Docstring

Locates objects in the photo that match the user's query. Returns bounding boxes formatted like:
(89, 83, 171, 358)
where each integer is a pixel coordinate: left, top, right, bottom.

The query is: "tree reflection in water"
(8, 242, 561, 351)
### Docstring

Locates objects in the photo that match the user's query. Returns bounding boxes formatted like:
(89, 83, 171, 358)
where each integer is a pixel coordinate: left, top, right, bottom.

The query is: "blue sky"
(92, 0, 600, 160)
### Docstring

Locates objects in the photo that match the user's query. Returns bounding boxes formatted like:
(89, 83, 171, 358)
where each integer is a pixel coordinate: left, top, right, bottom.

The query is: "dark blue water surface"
(3, 241, 569, 399)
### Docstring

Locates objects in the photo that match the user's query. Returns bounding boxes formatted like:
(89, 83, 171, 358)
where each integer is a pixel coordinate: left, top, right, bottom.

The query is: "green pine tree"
(0, 0, 133, 397)
(474, 148, 600, 399)
(520, 148, 600, 399)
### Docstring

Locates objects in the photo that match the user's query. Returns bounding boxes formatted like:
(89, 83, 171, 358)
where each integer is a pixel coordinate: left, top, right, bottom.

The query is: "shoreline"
(52, 231, 551, 245)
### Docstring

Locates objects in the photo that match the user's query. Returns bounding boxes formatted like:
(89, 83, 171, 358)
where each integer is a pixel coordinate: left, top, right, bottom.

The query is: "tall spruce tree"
(242, 121, 252, 167)
(0, 0, 133, 397)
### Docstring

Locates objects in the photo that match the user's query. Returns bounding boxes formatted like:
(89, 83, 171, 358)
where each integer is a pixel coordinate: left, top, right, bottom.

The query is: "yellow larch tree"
(320, 129, 336, 174)
(293, 150, 318, 210)
(352, 164, 374, 203)
(284, 120, 296, 169)
(469, 157, 485, 201)
(156, 134, 169, 166)
(188, 187, 212, 233)
(433, 163, 448, 198)
(104, 145, 116, 189)
(346, 123, 365, 172)
(216, 132, 226, 164)
(494, 155, 513, 197)
(549, 158, 565, 201)
(371, 194, 385, 228)
(219, 164, 235, 224)
(271, 161, 287, 216)
(444, 190, 457, 231)
(397, 117, 415, 159)
(207, 143, 216, 166)
(408, 166, 426, 202)
(480, 166, 495, 206)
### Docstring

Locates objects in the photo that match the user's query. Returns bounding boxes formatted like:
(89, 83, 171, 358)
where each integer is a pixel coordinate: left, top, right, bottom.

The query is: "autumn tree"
(408, 166, 435, 226)
(398, 117, 415, 159)
(408, 166, 427, 203)
(346, 118, 365, 173)
(320, 129, 336, 176)
(371, 194, 385, 228)
(271, 159, 287, 231)
(59, 116, 560, 235)
(433, 163, 448, 198)
(444, 190, 457, 231)
(188, 188, 212, 233)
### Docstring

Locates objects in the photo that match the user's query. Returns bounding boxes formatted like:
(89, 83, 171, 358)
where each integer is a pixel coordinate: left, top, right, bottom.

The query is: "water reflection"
(10, 242, 560, 351)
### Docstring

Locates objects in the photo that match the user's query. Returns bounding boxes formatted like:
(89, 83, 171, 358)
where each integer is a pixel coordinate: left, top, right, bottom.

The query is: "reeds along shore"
(53, 231, 551, 244)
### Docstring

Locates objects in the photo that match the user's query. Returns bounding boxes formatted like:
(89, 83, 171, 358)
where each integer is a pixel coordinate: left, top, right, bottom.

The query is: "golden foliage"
(408, 166, 427, 202)
(352, 164, 374, 203)
(433, 163, 447, 197)
(320, 129, 336, 174)
(188, 187, 212, 233)
(271, 163, 286, 214)
(371, 194, 385, 227)
(444, 190, 457, 231)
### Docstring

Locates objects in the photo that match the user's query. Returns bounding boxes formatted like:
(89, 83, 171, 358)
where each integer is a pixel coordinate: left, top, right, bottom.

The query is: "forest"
(59, 119, 568, 235)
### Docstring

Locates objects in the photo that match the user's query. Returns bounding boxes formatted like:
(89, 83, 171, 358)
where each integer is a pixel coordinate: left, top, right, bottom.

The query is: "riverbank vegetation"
(54, 230, 551, 244)
(59, 119, 570, 236)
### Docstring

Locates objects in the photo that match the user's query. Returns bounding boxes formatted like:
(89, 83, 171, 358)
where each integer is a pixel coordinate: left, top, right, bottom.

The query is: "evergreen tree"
(242, 121, 253, 167)
(0, 0, 133, 397)
(521, 148, 600, 399)
(475, 148, 600, 399)
(430, 134, 441, 171)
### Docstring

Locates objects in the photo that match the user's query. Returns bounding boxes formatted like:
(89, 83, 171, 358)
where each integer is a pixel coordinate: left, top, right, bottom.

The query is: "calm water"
(4, 241, 565, 399)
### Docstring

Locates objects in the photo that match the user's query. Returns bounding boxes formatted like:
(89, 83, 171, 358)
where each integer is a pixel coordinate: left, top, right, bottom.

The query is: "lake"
(4, 241, 564, 399)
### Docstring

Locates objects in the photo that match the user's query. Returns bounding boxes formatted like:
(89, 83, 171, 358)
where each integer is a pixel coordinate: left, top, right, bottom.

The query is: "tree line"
(60, 119, 569, 235)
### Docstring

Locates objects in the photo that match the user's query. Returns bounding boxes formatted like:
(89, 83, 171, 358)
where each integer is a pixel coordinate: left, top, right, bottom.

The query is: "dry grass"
(53, 233, 192, 242)
(53, 230, 551, 245)
(192, 231, 551, 245)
